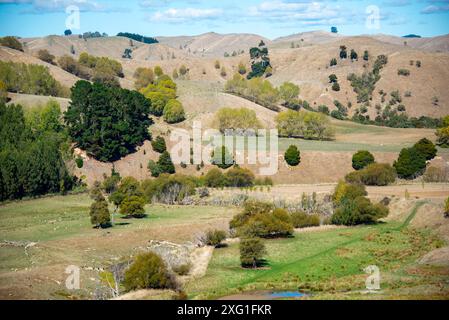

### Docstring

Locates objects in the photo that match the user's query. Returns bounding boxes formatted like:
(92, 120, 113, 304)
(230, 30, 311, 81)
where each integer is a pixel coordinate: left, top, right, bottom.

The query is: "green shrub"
(239, 208, 294, 238)
(163, 99, 185, 124)
(151, 136, 167, 153)
(352, 150, 375, 170)
(172, 264, 191, 276)
(332, 181, 367, 206)
(225, 167, 255, 187)
(214, 107, 262, 133)
(89, 195, 111, 228)
(436, 127, 449, 148)
(211, 146, 234, 169)
(149, 151, 175, 177)
(276, 110, 334, 140)
(141, 174, 197, 204)
(346, 163, 396, 186)
(398, 69, 410, 76)
(123, 252, 174, 291)
(230, 199, 274, 230)
(331, 196, 388, 226)
(37, 49, 56, 65)
(394, 147, 427, 179)
(119, 195, 146, 218)
(291, 211, 320, 228)
(0, 36, 23, 51)
(240, 238, 267, 268)
(204, 230, 227, 247)
(75, 157, 84, 169)
(204, 168, 227, 188)
(284, 145, 300, 166)
(331, 82, 340, 92)
(413, 138, 437, 161)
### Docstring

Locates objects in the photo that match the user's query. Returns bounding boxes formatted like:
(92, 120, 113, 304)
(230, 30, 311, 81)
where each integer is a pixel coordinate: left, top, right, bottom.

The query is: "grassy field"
(186, 202, 449, 300)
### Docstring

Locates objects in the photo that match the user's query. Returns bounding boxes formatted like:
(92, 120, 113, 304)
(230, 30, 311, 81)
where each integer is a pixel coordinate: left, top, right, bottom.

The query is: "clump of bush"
(0, 36, 23, 51)
(163, 99, 185, 124)
(230, 200, 294, 238)
(331, 181, 388, 225)
(352, 150, 375, 170)
(291, 211, 320, 228)
(203, 230, 227, 247)
(276, 110, 334, 140)
(398, 69, 410, 76)
(284, 145, 300, 166)
(148, 151, 176, 177)
(204, 166, 256, 188)
(123, 252, 176, 291)
(141, 174, 198, 205)
(240, 238, 267, 268)
(151, 136, 167, 153)
(413, 138, 437, 161)
(394, 147, 427, 179)
(89, 194, 111, 228)
(345, 163, 396, 186)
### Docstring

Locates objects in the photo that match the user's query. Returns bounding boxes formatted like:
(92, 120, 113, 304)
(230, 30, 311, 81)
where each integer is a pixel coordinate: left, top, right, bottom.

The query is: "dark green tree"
(394, 147, 427, 179)
(151, 136, 167, 153)
(240, 238, 267, 268)
(352, 150, 375, 170)
(284, 145, 300, 166)
(211, 146, 234, 169)
(413, 138, 437, 161)
(89, 195, 111, 228)
(157, 151, 175, 175)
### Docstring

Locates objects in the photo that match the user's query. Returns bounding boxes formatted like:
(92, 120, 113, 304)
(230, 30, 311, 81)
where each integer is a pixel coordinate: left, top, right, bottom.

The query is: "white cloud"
(421, 3, 449, 13)
(150, 7, 222, 22)
(0, 0, 124, 13)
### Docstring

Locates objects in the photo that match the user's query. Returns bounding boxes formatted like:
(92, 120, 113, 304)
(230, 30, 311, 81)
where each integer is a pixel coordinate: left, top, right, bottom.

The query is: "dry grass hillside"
(371, 33, 449, 53)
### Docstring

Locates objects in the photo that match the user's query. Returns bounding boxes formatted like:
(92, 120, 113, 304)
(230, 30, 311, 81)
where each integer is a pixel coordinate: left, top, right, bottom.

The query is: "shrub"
(172, 264, 191, 276)
(58, 55, 91, 80)
(203, 230, 227, 247)
(0, 36, 23, 51)
(119, 195, 146, 218)
(332, 181, 367, 206)
(123, 252, 174, 291)
(240, 238, 267, 268)
(154, 66, 164, 77)
(163, 99, 185, 124)
(398, 69, 410, 76)
(141, 174, 197, 205)
(220, 67, 227, 77)
(37, 49, 56, 65)
(318, 105, 330, 115)
(291, 211, 320, 228)
(239, 208, 294, 238)
(345, 163, 396, 186)
(151, 136, 167, 153)
(352, 150, 375, 170)
(211, 146, 234, 169)
(238, 62, 247, 75)
(332, 82, 340, 92)
(89, 195, 111, 228)
(179, 65, 188, 76)
(284, 145, 300, 166)
(133, 67, 154, 90)
(394, 147, 427, 179)
(331, 196, 388, 225)
(75, 157, 84, 168)
(423, 166, 449, 182)
(225, 167, 255, 187)
(230, 199, 274, 230)
(204, 168, 227, 188)
(214, 60, 220, 69)
(214, 107, 262, 133)
(436, 127, 449, 148)
(329, 74, 338, 83)
(279, 82, 300, 107)
(413, 138, 437, 161)
(445, 197, 449, 218)
(330, 58, 337, 66)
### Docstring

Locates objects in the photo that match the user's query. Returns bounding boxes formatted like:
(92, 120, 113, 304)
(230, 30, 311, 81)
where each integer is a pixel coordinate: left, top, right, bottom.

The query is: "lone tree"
(151, 136, 167, 153)
(394, 147, 427, 179)
(64, 29, 72, 36)
(329, 74, 338, 83)
(285, 145, 301, 166)
(120, 195, 146, 218)
(339, 45, 347, 59)
(240, 238, 267, 268)
(332, 82, 340, 92)
(352, 150, 375, 170)
(157, 151, 176, 174)
(89, 194, 111, 228)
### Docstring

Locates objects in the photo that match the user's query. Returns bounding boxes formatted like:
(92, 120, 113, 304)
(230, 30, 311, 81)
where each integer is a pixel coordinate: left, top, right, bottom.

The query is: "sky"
(0, 0, 448, 39)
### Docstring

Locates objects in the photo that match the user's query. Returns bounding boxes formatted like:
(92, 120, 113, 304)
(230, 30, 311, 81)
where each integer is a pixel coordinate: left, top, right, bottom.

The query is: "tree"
(204, 168, 227, 187)
(214, 107, 262, 133)
(64, 29, 72, 36)
(352, 150, 375, 170)
(134, 67, 154, 90)
(122, 48, 132, 59)
(331, 196, 388, 225)
(363, 50, 369, 61)
(414, 138, 437, 161)
(279, 82, 299, 106)
(0, 81, 7, 104)
(329, 74, 338, 83)
(331, 27, 338, 33)
(151, 136, 167, 153)
(225, 166, 255, 187)
(346, 163, 396, 186)
(211, 146, 234, 169)
(203, 230, 227, 247)
(123, 252, 174, 291)
(157, 151, 175, 175)
(350, 49, 358, 61)
(163, 99, 185, 124)
(332, 82, 340, 91)
(284, 145, 300, 166)
(436, 127, 449, 148)
(64, 81, 152, 162)
(179, 65, 188, 76)
(37, 49, 56, 65)
(240, 238, 266, 268)
(276, 110, 334, 140)
(330, 58, 337, 66)
(394, 147, 427, 179)
(120, 195, 146, 218)
(89, 195, 111, 228)
(238, 62, 247, 75)
(0, 36, 23, 52)
(154, 66, 163, 77)
(339, 45, 347, 59)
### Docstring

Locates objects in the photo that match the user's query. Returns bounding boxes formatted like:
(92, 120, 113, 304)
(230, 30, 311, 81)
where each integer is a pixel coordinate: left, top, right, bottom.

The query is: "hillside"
(371, 34, 449, 53)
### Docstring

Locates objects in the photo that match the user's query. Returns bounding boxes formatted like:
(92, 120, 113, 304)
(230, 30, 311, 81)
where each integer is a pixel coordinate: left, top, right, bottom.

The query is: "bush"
(58, 55, 91, 80)
(394, 147, 427, 179)
(151, 136, 167, 153)
(134, 67, 155, 90)
(291, 211, 320, 228)
(172, 264, 191, 276)
(163, 99, 185, 124)
(75, 157, 84, 168)
(204, 168, 227, 188)
(239, 208, 294, 238)
(214, 107, 262, 134)
(352, 150, 375, 170)
(398, 69, 410, 76)
(211, 146, 234, 169)
(119, 195, 146, 218)
(413, 138, 437, 161)
(123, 252, 174, 291)
(279, 82, 300, 106)
(225, 167, 255, 187)
(230, 199, 274, 230)
(436, 127, 449, 148)
(331, 196, 388, 226)
(345, 163, 396, 186)
(149, 151, 175, 177)
(203, 230, 227, 247)
(240, 238, 267, 268)
(0, 36, 23, 51)
(276, 110, 334, 140)
(65, 81, 152, 162)
(89, 195, 111, 228)
(423, 166, 449, 182)
(284, 145, 300, 166)
(332, 181, 367, 206)
(331, 82, 340, 92)
(141, 174, 197, 205)
(37, 49, 56, 65)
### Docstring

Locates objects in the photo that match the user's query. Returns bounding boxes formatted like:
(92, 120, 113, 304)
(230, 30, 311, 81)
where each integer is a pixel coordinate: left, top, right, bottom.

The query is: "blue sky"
(0, 0, 448, 39)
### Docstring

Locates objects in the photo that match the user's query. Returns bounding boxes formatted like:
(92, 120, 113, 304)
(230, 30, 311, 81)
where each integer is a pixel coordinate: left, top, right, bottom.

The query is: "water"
(268, 291, 306, 299)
